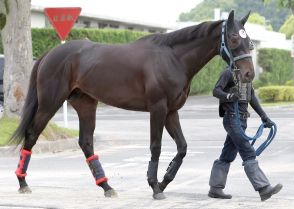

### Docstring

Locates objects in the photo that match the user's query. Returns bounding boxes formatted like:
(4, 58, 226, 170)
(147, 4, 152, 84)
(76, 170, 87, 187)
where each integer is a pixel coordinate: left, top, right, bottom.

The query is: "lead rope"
(233, 101, 277, 156)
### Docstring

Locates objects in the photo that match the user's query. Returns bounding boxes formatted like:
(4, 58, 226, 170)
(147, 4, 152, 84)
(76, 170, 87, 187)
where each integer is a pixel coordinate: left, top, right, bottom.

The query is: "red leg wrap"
(96, 177, 108, 185)
(86, 154, 99, 163)
(15, 149, 32, 178)
(86, 154, 108, 185)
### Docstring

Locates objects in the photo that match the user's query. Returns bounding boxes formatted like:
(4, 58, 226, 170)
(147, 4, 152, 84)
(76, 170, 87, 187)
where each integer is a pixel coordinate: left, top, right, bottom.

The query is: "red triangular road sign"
(44, 7, 81, 41)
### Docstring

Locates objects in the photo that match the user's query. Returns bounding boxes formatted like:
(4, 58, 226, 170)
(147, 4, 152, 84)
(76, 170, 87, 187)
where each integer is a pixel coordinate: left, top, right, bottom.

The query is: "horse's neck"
(174, 23, 222, 81)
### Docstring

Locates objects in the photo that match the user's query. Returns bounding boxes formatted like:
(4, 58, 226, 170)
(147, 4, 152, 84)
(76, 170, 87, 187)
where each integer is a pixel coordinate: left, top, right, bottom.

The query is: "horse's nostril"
(245, 71, 255, 80)
(242, 71, 253, 82)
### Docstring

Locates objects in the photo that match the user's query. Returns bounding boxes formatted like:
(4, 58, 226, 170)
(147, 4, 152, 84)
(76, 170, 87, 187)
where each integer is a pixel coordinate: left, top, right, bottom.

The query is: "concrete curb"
(0, 137, 79, 157)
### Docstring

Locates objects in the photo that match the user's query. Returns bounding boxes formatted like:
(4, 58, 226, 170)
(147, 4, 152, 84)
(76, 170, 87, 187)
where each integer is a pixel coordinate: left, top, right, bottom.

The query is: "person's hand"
(227, 93, 239, 102)
(262, 116, 274, 128)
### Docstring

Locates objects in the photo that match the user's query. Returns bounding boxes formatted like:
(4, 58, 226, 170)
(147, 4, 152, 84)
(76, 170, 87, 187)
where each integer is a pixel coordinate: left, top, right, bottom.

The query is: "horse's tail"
(10, 52, 48, 146)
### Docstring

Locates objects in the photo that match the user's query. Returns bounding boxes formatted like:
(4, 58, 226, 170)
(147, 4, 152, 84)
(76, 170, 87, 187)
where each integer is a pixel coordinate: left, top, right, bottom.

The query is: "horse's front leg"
(159, 110, 187, 192)
(69, 94, 117, 198)
(147, 100, 168, 200)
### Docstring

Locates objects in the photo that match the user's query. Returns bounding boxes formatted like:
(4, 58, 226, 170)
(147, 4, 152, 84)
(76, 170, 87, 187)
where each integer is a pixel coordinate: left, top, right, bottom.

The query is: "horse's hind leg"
(69, 91, 117, 198)
(159, 110, 187, 191)
(17, 100, 65, 193)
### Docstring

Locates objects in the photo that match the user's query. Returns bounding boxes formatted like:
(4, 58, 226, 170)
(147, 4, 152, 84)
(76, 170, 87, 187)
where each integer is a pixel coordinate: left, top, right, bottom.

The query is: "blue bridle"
(219, 21, 277, 156)
(219, 21, 253, 68)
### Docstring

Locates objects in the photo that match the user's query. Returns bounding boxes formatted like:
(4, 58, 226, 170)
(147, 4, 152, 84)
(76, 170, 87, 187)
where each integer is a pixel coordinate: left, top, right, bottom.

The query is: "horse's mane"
(139, 20, 223, 47)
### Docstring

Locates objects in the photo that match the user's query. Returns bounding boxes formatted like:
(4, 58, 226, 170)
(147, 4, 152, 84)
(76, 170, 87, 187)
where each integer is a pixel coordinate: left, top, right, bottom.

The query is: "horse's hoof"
(104, 189, 118, 198)
(153, 192, 166, 200)
(18, 186, 32, 194)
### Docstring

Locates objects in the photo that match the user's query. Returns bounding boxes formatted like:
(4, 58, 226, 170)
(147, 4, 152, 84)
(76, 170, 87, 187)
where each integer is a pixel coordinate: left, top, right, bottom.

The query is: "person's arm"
(250, 88, 274, 128)
(213, 69, 238, 102)
(250, 89, 266, 117)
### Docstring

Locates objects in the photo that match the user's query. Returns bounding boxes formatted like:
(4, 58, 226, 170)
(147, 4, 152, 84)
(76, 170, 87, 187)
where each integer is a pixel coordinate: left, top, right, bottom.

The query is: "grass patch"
(0, 117, 78, 146)
(42, 123, 79, 140)
(0, 117, 19, 146)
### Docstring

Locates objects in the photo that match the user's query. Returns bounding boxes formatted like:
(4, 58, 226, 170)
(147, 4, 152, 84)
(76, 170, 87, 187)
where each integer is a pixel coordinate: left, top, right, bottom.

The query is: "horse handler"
(208, 67, 283, 201)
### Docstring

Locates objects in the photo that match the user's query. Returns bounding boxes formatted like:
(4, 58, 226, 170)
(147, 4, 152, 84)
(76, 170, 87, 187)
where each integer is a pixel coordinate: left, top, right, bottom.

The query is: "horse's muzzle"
(241, 70, 255, 83)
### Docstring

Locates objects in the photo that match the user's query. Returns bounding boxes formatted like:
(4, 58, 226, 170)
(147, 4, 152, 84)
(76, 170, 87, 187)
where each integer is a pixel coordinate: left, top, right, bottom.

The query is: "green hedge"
(31, 28, 149, 58)
(258, 86, 294, 102)
(258, 48, 293, 86)
(190, 56, 225, 94)
(0, 28, 148, 58)
(286, 80, 294, 86)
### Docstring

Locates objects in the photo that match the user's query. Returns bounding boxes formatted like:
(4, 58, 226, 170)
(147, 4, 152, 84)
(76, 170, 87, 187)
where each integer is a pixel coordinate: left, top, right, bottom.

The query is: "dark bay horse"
(11, 10, 255, 199)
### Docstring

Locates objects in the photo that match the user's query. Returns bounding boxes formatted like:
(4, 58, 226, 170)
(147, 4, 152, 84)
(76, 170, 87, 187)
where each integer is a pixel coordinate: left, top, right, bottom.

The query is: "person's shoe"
(259, 184, 283, 201)
(208, 188, 232, 199)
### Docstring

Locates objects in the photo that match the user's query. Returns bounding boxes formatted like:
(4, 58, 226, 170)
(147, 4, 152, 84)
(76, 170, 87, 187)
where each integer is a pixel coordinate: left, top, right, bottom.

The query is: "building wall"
(31, 12, 46, 28)
(31, 10, 167, 33)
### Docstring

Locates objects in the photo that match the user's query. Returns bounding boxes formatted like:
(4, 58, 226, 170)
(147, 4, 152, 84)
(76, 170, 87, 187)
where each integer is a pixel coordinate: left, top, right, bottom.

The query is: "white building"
(31, 5, 169, 33)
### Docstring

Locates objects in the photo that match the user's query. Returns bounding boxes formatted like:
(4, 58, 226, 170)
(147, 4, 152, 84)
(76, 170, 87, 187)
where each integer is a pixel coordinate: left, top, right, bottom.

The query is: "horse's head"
(220, 10, 255, 83)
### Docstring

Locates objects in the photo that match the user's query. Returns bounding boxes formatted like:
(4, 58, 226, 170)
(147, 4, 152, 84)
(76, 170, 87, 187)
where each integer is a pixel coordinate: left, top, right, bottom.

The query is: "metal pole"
(61, 40, 68, 128)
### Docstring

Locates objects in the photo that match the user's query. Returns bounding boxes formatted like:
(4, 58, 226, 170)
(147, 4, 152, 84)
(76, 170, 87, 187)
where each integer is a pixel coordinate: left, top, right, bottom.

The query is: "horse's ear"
(240, 11, 251, 26)
(227, 10, 235, 30)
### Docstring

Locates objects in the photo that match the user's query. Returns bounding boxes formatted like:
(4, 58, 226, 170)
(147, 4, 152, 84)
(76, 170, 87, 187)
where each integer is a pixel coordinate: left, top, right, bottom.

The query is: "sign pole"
(61, 40, 68, 128)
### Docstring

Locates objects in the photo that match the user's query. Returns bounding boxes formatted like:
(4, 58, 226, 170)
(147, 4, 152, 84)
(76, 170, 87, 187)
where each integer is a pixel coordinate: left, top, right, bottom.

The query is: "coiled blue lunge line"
(234, 102, 277, 156)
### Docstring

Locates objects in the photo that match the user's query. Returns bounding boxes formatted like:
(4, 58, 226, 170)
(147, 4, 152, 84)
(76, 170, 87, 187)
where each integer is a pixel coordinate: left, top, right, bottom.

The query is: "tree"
(0, 0, 32, 117)
(263, 0, 294, 14)
(179, 0, 236, 22)
(178, 0, 290, 31)
(248, 12, 273, 30)
(279, 15, 294, 38)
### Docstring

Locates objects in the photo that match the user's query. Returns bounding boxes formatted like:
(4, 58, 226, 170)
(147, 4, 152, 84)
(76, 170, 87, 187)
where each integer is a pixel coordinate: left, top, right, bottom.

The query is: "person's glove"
(262, 116, 274, 128)
(226, 93, 239, 102)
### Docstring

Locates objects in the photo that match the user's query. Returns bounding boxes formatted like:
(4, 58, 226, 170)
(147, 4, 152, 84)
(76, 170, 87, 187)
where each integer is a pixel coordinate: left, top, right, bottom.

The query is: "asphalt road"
(0, 96, 294, 209)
